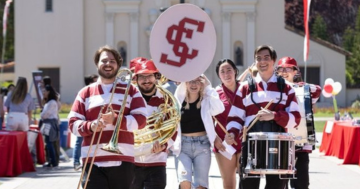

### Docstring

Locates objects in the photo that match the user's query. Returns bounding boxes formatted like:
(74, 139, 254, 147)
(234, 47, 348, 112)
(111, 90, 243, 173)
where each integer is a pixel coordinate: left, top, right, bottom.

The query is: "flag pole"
(303, 0, 311, 83)
(0, 0, 13, 83)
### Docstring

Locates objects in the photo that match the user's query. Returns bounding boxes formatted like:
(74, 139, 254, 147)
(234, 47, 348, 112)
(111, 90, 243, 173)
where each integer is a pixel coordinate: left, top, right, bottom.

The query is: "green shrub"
(316, 106, 360, 115)
(352, 100, 360, 108)
(59, 103, 72, 113)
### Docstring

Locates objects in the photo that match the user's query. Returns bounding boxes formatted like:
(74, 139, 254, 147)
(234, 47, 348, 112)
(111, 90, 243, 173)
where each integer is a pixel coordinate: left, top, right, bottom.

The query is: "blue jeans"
(73, 136, 83, 164)
(45, 135, 58, 166)
(177, 135, 211, 188)
(0, 117, 3, 130)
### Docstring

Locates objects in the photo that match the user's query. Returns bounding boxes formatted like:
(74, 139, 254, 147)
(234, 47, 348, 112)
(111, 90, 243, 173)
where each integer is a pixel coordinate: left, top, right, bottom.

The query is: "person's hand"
(200, 75, 210, 87)
(151, 141, 166, 153)
(91, 121, 106, 132)
(101, 107, 115, 125)
(214, 136, 226, 152)
(257, 108, 275, 121)
(225, 133, 235, 145)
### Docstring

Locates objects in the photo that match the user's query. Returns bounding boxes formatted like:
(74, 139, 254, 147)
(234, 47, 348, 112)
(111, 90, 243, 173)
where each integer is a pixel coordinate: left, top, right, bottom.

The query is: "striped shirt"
(68, 80, 147, 165)
(227, 74, 301, 136)
(134, 89, 177, 167)
(214, 83, 242, 153)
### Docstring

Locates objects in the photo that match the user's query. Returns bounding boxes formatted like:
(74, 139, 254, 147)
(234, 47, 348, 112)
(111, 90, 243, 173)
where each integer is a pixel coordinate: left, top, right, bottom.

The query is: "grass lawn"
(33, 112, 69, 120)
(314, 121, 326, 132)
(314, 112, 360, 117)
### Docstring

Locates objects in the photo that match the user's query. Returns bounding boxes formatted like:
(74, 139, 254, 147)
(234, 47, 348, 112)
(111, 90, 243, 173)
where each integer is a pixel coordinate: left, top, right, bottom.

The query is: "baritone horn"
(133, 76, 181, 156)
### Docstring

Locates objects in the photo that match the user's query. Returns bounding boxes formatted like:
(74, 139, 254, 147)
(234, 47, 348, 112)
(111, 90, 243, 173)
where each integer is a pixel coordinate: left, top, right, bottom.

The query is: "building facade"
(14, 0, 350, 107)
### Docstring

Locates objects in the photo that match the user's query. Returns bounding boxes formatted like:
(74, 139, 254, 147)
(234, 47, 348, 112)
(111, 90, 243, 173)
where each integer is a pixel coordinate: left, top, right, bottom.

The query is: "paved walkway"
(1, 132, 360, 189)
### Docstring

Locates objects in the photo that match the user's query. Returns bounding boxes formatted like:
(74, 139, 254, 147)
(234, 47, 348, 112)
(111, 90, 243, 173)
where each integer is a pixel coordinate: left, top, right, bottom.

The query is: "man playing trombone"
(68, 45, 147, 189)
(130, 58, 177, 189)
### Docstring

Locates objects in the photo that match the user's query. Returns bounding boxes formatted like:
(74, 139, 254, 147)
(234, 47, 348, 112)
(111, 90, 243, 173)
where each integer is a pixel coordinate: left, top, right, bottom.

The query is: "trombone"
(78, 68, 133, 189)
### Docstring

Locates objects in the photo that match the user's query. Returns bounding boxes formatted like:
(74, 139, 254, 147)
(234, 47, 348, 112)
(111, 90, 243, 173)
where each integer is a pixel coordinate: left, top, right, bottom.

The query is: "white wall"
(15, 0, 84, 103)
(14, 0, 349, 106)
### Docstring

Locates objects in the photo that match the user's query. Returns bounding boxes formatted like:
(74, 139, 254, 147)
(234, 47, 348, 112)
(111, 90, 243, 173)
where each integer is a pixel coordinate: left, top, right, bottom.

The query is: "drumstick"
(213, 116, 238, 146)
(241, 100, 274, 142)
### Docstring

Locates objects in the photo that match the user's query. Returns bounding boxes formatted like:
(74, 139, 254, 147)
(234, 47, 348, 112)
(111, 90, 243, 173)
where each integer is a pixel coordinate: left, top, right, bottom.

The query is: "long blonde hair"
(11, 77, 28, 104)
(184, 77, 205, 109)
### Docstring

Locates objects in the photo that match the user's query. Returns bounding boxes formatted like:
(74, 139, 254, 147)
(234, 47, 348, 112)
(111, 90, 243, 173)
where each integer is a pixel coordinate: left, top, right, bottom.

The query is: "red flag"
(3, 0, 13, 37)
(303, 0, 311, 62)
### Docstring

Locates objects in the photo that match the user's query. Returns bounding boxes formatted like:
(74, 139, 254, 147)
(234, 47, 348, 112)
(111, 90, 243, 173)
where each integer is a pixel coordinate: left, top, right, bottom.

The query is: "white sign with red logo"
(150, 4, 216, 82)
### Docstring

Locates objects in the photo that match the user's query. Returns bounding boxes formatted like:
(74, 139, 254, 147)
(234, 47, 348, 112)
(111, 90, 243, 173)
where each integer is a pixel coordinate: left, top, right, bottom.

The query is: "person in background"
(5, 77, 35, 131)
(131, 59, 177, 189)
(41, 85, 60, 168)
(162, 79, 178, 94)
(173, 75, 224, 189)
(0, 87, 8, 130)
(225, 45, 301, 189)
(276, 57, 321, 189)
(39, 76, 61, 167)
(73, 74, 98, 171)
(68, 45, 147, 189)
(7, 84, 15, 94)
(214, 59, 242, 189)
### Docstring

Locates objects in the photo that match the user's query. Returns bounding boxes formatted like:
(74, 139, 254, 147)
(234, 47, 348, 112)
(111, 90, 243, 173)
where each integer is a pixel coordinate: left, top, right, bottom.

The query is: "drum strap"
(247, 76, 285, 112)
(247, 76, 286, 133)
(304, 84, 316, 145)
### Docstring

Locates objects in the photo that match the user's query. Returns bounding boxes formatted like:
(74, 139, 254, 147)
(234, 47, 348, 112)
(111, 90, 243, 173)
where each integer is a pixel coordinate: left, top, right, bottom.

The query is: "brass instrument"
(101, 68, 133, 154)
(133, 77, 181, 156)
(78, 68, 132, 189)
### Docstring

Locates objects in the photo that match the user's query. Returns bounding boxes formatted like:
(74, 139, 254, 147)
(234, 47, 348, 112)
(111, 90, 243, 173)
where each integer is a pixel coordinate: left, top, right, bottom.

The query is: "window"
(299, 67, 320, 85)
(45, 0, 53, 12)
(299, 67, 321, 101)
(117, 41, 127, 67)
(234, 41, 243, 66)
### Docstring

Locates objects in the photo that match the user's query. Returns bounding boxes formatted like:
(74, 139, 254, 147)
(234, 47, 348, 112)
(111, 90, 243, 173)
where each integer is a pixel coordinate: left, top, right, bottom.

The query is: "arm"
(225, 85, 246, 145)
(272, 87, 301, 129)
(68, 90, 94, 137)
(310, 84, 322, 104)
(203, 85, 225, 116)
(28, 110, 32, 123)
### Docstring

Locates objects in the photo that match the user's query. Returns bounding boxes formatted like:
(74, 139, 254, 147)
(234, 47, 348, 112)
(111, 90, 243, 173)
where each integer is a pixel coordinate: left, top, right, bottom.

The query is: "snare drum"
(244, 132, 296, 176)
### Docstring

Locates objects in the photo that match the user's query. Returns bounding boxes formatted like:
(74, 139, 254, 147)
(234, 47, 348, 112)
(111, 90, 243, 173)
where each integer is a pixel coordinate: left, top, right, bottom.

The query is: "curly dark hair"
(94, 45, 123, 67)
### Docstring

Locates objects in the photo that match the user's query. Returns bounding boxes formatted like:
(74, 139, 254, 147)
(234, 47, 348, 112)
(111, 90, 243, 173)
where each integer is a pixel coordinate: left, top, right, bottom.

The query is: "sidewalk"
(1, 140, 360, 189)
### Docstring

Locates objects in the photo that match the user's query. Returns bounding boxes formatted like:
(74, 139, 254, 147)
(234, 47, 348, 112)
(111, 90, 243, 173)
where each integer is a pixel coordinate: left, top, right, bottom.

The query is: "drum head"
(149, 4, 216, 82)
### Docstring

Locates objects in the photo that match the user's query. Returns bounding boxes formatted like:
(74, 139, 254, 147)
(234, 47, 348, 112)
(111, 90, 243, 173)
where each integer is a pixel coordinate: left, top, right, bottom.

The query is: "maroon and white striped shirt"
(227, 74, 301, 136)
(134, 89, 177, 167)
(68, 80, 147, 165)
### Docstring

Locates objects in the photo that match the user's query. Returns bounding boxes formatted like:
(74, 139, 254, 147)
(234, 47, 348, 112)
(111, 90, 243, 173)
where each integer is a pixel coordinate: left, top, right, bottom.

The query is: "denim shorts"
(177, 135, 211, 188)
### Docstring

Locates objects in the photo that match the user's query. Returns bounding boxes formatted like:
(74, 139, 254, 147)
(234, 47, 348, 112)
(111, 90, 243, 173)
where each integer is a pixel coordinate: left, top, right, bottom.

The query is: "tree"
(312, 14, 328, 40)
(343, 26, 354, 52)
(346, 6, 360, 87)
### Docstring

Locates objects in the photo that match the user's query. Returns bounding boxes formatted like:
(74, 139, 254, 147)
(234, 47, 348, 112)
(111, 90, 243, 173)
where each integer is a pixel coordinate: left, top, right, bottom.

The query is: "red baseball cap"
(134, 59, 159, 75)
(277, 57, 298, 68)
(130, 57, 147, 71)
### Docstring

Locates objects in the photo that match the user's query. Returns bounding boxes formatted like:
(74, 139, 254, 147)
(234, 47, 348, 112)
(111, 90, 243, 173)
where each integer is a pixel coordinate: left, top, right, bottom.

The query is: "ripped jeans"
(177, 135, 211, 188)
